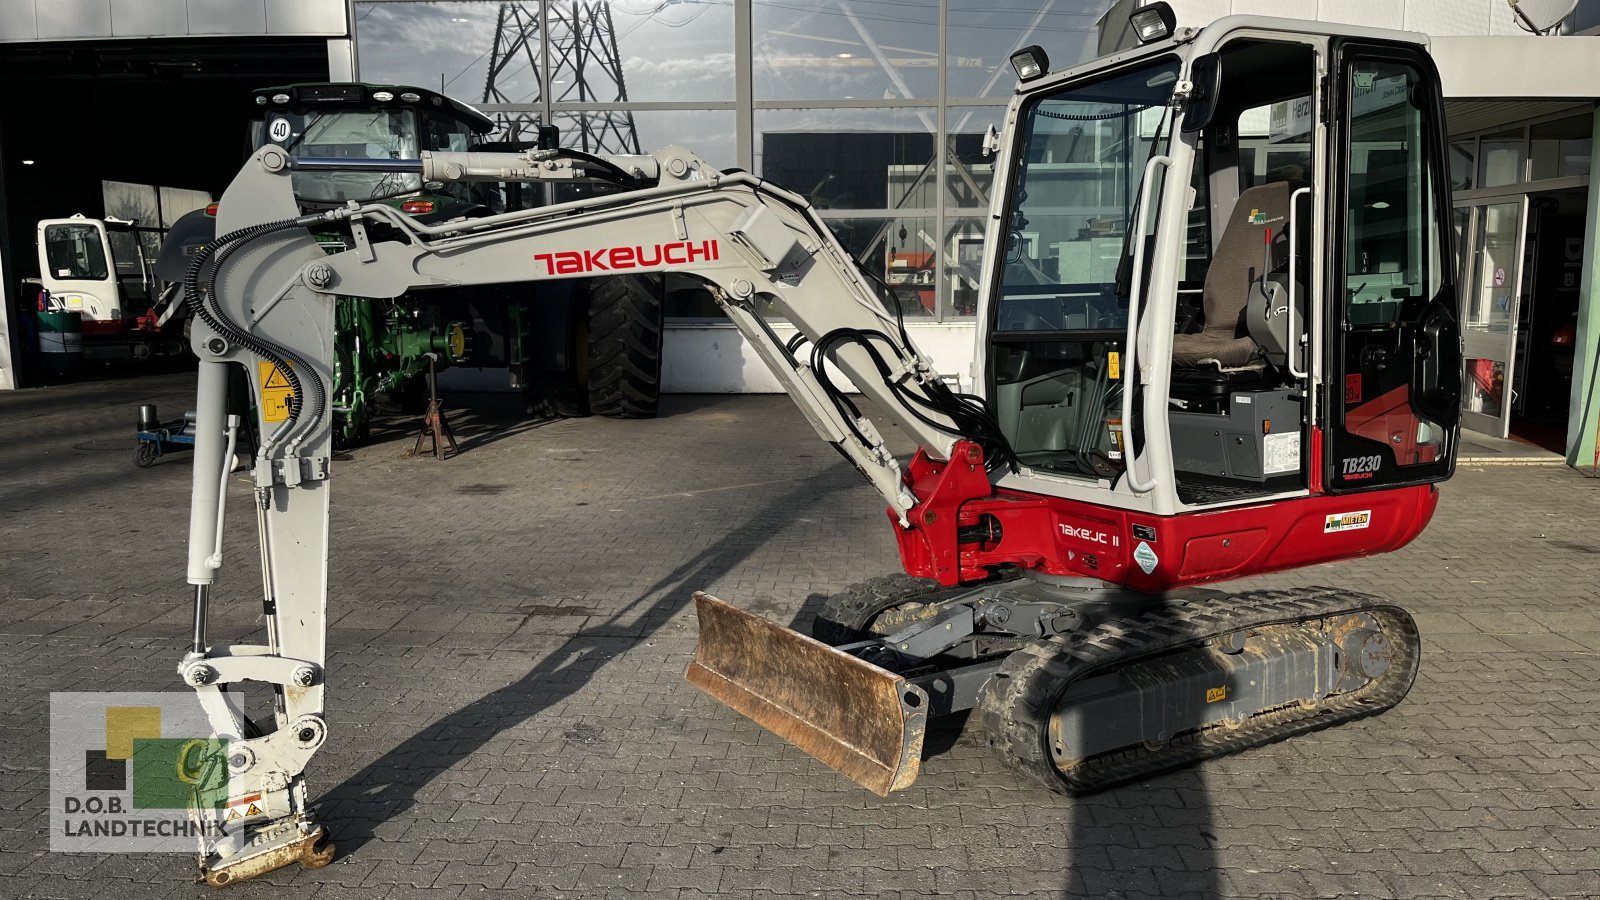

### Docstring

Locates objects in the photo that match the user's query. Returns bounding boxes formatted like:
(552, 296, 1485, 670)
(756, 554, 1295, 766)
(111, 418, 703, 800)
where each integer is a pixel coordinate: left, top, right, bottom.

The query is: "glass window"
(106, 230, 154, 311)
(423, 111, 474, 152)
(1464, 358, 1505, 418)
(1345, 60, 1445, 326)
(1529, 114, 1593, 181)
(256, 109, 423, 203)
(1463, 201, 1520, 332)
(1335, 56, 1454, 479)
(1238, 96, 1312, 191)
(829, 215, 938, 317)
(663, 216, 937, 319)
(753, 0, 938, 101)
(355, 1, 733, 112)
(756, 108, 937, 209)
(355, 2, 515, 104)
(609, 109, 736, 170)
(995, 57, 1181, 333)
(946, 105, 1006, 208)
(1477, 127, 1522, 187)
(944, 215, 989, 317)
(601, 1, 735, 103)
(102, 180, 160, 225)
(946, 0, 1111, 98)
(44, 225, 109, 281)
(1449, 139, 1475, 191)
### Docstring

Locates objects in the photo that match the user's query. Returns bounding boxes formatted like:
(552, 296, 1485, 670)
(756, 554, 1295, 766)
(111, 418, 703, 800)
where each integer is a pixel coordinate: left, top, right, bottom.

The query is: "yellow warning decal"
(245, 803, 263, 817)
(258, 360, 295, 423)
(1107, 351, 1120, 380)
(1205, 686, 1227, 703)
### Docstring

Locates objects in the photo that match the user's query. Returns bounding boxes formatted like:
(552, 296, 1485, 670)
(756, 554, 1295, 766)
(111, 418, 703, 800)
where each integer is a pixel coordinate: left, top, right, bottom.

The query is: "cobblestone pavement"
(2, 372, 1598, 900)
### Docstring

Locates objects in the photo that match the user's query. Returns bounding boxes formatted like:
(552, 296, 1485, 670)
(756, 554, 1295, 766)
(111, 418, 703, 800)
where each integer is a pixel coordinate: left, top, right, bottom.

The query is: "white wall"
(0, 0, 348, 42)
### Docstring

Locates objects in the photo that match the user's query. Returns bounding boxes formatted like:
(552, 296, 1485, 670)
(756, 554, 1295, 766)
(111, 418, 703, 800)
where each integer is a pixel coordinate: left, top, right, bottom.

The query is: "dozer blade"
(686, 591, 927, 796)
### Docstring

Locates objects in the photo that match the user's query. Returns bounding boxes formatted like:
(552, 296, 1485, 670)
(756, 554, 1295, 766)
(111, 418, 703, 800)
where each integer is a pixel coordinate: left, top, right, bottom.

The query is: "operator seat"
(1172, 181, 1297, 370)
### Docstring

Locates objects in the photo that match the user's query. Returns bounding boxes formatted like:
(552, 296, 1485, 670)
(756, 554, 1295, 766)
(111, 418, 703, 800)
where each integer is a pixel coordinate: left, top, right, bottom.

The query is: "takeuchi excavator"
(167, 7, 1462, 885)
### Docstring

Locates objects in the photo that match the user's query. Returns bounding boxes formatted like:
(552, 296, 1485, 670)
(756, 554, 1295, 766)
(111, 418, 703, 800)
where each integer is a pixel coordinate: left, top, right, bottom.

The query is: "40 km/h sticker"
(258, 361, 295, 423)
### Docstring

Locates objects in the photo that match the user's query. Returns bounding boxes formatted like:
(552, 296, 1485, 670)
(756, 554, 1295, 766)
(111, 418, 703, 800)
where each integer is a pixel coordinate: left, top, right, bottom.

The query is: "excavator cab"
(983, 18, 1460, 519)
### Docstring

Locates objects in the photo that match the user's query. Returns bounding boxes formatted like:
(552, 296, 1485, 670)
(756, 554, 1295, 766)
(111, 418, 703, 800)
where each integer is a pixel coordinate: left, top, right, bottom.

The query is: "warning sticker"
(1107, 351, 1120, 380)
(1205, 686, 1227, 703)
(1262, 431, 1300, 475)
(258, 361, 295, 423)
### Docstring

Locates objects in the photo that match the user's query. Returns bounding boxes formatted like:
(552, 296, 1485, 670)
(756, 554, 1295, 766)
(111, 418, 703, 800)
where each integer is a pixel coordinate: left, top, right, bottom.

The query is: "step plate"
(686, 592, 927, 796)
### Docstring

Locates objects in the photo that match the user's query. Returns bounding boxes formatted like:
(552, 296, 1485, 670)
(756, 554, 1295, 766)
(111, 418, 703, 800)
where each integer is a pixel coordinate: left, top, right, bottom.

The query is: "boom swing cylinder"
(169, 10, 1460, 886)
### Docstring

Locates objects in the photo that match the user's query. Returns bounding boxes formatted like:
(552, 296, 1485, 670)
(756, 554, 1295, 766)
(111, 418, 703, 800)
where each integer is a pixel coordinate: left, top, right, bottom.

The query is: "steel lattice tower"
(482, 2, 642, 155)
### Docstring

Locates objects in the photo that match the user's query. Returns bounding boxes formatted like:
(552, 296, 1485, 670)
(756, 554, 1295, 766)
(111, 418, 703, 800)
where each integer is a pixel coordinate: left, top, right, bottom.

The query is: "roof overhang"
(1431, 36, 1600, 99)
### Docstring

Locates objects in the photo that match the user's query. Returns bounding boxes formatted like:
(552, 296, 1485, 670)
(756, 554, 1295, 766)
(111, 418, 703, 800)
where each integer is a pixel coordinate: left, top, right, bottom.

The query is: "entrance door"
(1456, 196, 1529, 437)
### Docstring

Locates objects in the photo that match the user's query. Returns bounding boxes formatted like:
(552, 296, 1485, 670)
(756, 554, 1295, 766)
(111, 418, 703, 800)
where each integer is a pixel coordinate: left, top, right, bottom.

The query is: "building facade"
(1, 0, 1597, 467)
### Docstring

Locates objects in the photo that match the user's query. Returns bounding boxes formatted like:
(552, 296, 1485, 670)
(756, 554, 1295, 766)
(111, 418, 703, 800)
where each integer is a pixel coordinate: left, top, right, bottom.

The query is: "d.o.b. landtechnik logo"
(49, 692, 238, 852)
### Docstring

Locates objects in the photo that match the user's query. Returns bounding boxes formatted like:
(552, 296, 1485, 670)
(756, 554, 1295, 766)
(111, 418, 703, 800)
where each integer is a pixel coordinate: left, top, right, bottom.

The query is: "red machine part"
(1346, 385, 1438, 465)
(892, 441, 1438, 591)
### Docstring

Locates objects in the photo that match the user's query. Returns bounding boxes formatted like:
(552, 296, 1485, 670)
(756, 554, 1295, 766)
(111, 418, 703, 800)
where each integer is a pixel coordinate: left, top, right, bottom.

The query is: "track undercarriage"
(689, 574, 1419, 794)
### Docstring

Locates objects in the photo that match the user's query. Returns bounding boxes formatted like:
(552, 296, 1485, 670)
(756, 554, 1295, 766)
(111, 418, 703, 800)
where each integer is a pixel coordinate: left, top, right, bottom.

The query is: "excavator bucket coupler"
(685, 592, 928, 795)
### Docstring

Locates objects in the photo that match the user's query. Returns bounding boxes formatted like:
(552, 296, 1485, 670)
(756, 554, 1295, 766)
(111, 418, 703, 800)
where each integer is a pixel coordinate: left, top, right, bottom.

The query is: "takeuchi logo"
(535, 240, 720, 275)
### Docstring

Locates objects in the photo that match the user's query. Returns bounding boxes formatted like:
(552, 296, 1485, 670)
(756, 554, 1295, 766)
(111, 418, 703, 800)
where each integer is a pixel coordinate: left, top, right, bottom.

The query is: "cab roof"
(250, 82, 496, 134)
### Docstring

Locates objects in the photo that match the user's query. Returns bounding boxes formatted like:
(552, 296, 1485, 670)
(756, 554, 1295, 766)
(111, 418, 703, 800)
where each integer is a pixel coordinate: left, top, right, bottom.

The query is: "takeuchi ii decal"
(535, 240, 720, 275)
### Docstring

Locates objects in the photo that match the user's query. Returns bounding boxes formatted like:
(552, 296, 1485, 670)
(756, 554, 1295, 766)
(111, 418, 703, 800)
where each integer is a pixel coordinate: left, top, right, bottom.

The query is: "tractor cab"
(247, 82, 501, 218)
(979, 10, 1462, 530)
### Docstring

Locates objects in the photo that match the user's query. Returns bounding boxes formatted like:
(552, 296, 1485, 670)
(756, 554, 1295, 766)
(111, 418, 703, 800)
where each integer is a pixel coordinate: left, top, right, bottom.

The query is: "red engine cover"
(892, 441, 1438, 591)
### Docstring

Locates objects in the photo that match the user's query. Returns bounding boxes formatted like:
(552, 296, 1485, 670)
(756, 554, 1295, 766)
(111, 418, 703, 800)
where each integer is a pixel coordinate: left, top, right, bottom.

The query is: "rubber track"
(586, 275, 664, 419)
(811, 573, 953, 645)
(977, 586, 1421, 794)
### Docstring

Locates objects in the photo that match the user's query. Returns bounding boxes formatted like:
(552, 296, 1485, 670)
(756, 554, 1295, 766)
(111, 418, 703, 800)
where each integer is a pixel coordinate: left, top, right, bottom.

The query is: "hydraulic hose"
(183, 216, 329, 451)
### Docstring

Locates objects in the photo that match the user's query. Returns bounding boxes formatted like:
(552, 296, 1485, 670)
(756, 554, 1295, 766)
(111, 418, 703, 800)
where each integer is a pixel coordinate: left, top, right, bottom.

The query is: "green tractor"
(157, 83, 663, 446)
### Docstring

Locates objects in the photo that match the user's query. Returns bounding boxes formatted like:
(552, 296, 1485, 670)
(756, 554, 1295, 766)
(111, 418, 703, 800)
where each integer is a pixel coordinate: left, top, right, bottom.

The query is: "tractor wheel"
(524, 294, 591, 419)
(584, 275, 663, 419)
(134, 442, 158, 468)
(811, 573, 962, 646)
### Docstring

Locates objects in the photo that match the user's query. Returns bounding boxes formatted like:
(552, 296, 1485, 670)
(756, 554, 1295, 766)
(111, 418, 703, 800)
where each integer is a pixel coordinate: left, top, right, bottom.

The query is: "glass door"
(1456, 196, 1528, 437)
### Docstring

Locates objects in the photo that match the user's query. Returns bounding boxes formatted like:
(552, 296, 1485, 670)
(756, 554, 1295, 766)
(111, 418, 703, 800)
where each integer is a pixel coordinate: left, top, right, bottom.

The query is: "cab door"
(1324, 43, 1461, 492)
(37, 218, 119, 321)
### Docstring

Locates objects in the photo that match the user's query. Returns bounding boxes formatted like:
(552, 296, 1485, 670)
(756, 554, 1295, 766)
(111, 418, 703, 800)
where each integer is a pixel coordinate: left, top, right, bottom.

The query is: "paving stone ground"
(2, 371, 1598, 900)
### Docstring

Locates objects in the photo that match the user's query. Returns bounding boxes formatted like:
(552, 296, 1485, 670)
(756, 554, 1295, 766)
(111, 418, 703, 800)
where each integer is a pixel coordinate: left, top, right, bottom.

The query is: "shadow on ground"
(316, 471, 848, 854)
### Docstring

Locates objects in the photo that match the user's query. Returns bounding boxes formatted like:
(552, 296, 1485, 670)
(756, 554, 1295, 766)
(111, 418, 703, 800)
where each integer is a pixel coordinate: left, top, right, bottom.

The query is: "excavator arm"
(178, 142, 1008, 883)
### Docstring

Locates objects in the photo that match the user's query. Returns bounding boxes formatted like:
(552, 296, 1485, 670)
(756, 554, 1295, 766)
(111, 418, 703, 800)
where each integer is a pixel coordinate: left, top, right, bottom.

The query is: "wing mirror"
(1181, 53, 1222, 133)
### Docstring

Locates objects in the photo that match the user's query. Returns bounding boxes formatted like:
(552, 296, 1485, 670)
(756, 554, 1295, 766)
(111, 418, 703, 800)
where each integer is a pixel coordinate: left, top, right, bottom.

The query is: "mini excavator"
(168, 7, 1460, 885)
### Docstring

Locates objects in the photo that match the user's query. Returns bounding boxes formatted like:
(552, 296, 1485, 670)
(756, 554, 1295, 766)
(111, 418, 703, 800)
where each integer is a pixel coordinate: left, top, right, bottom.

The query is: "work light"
(1130, 2, 1177, 43)
(1010, 45, 1050, 82)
